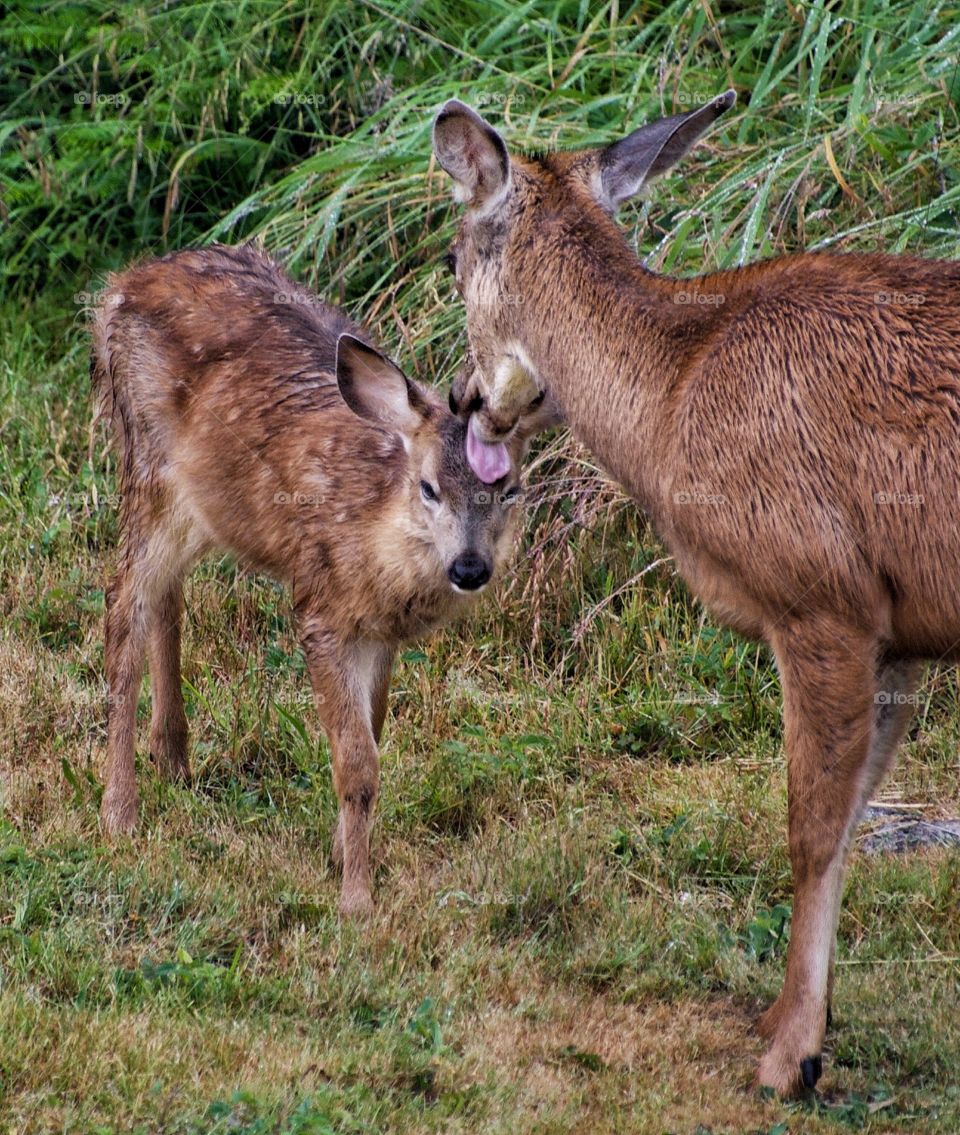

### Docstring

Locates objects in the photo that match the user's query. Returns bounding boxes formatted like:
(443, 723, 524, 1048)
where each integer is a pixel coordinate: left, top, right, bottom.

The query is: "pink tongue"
(466, 413, 511, 484)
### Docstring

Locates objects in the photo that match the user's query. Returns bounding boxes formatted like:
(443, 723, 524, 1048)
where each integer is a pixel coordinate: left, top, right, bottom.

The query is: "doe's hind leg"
(821, 658, 921, 1022)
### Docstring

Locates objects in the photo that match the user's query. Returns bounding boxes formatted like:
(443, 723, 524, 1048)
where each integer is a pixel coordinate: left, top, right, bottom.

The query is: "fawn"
(91, 243, 536, 915)
(432, 93, 960, 1095)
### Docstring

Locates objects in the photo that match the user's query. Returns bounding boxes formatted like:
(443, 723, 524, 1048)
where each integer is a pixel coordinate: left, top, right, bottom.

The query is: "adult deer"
(91, 243, 535, 916)
(432, 92, 960, 1095)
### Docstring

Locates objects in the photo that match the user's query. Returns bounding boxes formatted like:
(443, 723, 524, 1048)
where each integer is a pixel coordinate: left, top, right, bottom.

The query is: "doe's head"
(336, 334, 527, 594)
(432, 91, 736, 442)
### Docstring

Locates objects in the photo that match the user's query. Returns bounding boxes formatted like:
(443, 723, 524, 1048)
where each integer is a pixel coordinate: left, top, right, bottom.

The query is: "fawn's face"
(336, 334, 522, 594)
(432, 93, 736, 442)
(407, 412, 522, 592)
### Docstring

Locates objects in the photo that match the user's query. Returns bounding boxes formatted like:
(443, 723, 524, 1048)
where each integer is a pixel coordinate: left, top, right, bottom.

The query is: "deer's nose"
(448, 552, 491, 591)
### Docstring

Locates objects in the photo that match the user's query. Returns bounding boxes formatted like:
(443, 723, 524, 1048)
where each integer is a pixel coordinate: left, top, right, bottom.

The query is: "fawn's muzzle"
(448, 552, 492, 591)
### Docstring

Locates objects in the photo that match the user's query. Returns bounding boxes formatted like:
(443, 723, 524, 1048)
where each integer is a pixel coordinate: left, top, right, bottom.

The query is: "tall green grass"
(4, 2, 959, 329)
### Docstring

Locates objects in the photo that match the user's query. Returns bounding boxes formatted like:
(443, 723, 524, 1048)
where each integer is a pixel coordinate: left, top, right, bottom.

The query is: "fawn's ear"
(433, 100, 510, 212)
(336, 335, 429, 436)
(594, 90, 736, 211)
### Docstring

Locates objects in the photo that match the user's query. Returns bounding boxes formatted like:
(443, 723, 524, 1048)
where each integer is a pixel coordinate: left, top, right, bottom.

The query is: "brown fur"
(433, 97, 960, 1095)
(91, 242, 528, 916)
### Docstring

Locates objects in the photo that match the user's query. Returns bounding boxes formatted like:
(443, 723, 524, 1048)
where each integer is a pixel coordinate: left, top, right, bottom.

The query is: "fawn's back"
(92, 244, 519, 639)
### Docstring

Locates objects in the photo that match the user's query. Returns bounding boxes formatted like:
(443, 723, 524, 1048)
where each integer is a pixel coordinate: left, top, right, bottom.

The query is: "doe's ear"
(597, 89, 736, 211)
(335, 334, 429, 436)
(433, 99, 510, 210)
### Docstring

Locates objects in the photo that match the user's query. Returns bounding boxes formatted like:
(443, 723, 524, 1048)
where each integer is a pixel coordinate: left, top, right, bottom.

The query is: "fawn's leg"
(332, 644, 395, 870)
(101, 507, 190, 834)
(369, 647, 396, 744)
(147, 576, 190, 781)
(101, 552, 150, 835)
(301, 622, 391, 916)
(757, 613, 880, 1097)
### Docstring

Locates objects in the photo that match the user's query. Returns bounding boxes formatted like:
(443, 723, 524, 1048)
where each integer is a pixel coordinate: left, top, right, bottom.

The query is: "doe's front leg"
(758, 614, 880, 1097)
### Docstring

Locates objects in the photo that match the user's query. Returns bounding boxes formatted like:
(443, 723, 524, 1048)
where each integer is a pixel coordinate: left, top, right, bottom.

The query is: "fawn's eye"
(502, 485, 520, 506)
(420, 480, 439, 504)
(443, 250, 457, 277)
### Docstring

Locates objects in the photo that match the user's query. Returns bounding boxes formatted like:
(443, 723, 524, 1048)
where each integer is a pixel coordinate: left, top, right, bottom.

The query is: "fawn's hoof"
(149, 735, 191, 782)
(756, 992, 827, 1097)
(152, 754, 191, 783)
(339, 888, 374, 919)
(100, 791, 137, 836)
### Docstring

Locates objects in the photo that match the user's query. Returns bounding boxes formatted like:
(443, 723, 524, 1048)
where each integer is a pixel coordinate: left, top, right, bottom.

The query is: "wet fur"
(91, 242, 522, 915)
(436, 104, 960, 1096)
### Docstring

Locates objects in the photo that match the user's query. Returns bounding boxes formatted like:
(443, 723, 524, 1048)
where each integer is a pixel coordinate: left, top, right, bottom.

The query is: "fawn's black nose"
(448, 552, 491, 591)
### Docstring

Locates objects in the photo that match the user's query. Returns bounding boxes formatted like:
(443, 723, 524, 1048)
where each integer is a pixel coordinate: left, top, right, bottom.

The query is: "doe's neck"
(512, 217, 718, 506)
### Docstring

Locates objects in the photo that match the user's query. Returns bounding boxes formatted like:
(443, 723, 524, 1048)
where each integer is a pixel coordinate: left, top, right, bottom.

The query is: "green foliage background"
(4, 1, 959, 323)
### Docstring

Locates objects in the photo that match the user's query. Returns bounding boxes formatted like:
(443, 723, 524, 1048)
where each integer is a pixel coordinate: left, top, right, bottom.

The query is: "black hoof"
(800, 1055, 823, 1090)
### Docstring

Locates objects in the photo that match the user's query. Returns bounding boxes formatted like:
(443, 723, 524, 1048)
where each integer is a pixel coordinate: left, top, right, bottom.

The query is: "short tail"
(89, 284, 136, 491)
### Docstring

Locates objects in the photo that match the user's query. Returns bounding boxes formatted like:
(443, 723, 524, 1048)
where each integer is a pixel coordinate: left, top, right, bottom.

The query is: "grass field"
(2, 1, 960, 1131)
